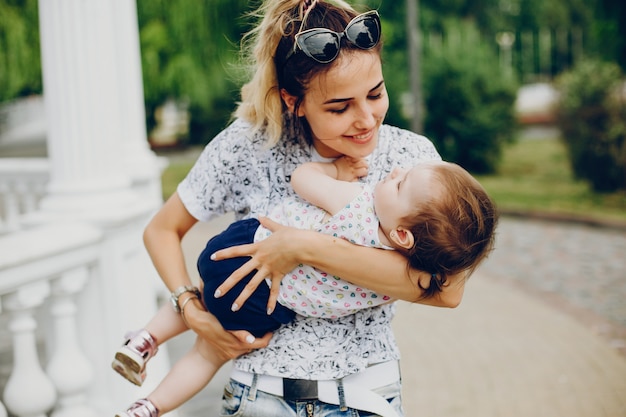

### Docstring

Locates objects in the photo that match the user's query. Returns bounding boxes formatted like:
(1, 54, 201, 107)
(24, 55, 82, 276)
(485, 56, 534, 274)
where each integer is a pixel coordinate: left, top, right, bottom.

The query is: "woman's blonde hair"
(234, 0, 375, 146)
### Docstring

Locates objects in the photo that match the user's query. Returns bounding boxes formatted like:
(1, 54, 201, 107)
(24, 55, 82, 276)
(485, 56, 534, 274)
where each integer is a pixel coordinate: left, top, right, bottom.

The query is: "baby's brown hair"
(401, 162, 498, 299)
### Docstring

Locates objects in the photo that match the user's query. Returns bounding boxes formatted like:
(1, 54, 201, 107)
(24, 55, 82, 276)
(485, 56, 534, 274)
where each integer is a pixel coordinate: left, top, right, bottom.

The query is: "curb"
(500, 208, 626, 231)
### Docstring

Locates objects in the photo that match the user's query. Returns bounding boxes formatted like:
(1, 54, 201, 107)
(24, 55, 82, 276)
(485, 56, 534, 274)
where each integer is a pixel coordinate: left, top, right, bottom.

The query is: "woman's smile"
(345, 129, 375, 144)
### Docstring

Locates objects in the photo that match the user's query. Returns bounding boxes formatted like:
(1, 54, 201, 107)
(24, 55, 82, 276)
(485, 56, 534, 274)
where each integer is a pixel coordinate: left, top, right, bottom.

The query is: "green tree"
(555, 59, 626, 192)
(591, 0, 626, 71)
(0, 0, 41, 102)
(137, 0, 250, 144)
(421, 21, 518, 174)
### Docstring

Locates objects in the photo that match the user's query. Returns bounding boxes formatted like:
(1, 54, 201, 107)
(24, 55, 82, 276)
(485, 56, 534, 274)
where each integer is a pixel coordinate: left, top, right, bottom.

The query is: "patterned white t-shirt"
(178, 118, 441, 379)
(254, 184, 394, 318)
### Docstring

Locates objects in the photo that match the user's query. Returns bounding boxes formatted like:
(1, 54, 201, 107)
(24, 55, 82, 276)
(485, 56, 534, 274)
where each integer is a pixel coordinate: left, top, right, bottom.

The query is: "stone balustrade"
(0, 158, 49, 234)
(0, 158, 173, 417)
(0, 222, 102, 417)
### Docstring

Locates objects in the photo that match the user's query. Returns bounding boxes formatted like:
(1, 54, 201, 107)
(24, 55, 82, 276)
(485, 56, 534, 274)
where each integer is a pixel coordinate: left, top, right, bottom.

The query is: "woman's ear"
(391, 227, 415, 250)
(280, 88, 298, 114)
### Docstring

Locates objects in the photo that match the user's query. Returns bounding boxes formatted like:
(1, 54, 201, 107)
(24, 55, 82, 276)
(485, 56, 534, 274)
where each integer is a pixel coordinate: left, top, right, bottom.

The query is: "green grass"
(475, 137, 626, 224)
(161, 161, 194, 201)
(160, 137, 626, 224)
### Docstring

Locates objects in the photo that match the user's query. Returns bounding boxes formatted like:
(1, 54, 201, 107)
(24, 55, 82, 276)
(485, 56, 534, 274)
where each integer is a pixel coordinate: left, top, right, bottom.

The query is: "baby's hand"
(333, 156, 368, 182)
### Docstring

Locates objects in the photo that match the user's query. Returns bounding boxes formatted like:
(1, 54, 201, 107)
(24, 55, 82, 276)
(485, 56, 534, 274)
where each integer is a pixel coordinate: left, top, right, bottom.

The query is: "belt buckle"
(282, 378, 318, 401)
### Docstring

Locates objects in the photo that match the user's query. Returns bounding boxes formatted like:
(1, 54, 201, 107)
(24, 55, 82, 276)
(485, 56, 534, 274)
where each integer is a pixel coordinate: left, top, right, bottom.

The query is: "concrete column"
(111, 0, 165, 205)
(38, 0, 131, 209)
(35, 1, 172, 415)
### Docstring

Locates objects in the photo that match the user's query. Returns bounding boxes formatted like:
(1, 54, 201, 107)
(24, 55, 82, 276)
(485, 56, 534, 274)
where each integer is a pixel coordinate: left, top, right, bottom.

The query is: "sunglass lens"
(346, 17, 380, 49)
(298, 31, 339, 63)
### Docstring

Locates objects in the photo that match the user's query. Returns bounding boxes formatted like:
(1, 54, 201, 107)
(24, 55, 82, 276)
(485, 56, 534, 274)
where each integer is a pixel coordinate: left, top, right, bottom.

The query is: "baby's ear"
(391, 227, 414, 250)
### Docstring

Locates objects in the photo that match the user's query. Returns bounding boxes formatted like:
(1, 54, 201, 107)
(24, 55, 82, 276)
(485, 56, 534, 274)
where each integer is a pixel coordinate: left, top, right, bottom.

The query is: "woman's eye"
(368, 93, 383, 100)
(329, 106, 348, 114)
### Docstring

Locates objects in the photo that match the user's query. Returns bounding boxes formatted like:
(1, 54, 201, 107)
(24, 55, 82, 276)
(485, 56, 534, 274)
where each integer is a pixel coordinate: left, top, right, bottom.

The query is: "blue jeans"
(219, 379, 404, 417)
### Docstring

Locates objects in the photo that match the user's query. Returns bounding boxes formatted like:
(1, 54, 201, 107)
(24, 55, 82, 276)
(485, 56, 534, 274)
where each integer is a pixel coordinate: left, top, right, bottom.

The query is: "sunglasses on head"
(285, 10, 381, 64)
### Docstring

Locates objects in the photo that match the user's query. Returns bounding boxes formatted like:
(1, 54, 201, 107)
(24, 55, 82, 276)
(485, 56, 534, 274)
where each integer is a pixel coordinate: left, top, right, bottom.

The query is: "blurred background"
(1, 1, 625, 417)
(1, 0, 625, 219)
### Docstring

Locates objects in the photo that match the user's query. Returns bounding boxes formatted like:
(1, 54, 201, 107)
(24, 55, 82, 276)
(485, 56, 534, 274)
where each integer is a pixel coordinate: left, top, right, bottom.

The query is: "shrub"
(555, 59, 626, 192)
(421, 21, 519, 174)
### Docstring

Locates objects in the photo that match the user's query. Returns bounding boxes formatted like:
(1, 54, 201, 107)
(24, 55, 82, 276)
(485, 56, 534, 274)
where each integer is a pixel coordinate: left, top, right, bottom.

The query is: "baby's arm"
(291, 157, 368, 215)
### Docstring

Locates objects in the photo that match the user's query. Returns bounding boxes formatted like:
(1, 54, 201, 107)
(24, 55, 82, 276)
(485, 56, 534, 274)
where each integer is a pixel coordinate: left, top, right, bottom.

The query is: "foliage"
(1, 0, 624, 149)
(137, 0, 251, 144)
(420, 21, 519, 174)
(368, 3, 413, 131)
(589, 0, 626, 71)
(554, 59, 626, 192)
(0, 0, 41, 101)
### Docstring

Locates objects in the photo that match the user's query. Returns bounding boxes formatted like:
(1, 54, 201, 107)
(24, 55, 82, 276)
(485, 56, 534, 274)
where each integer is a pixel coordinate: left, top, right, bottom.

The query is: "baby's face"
(374, 162, 443, 233)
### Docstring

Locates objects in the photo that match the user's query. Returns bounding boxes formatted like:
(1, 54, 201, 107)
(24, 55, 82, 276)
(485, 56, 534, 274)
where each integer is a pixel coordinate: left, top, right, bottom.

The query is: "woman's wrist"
(292, 228, 326, 265)
(180, 296, 205, 328)
(170, 285, 201, 312)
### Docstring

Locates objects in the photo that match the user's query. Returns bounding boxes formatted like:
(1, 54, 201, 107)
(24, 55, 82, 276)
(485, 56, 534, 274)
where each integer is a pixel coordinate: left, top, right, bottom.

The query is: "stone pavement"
(165, 213, 626, 417)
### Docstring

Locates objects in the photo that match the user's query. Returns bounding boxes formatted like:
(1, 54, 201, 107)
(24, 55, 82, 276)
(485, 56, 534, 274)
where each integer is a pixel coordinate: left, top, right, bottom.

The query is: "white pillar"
(111, 0, 165, 205)
(35, 1, 172, 414)
(37, 0, 133, 213)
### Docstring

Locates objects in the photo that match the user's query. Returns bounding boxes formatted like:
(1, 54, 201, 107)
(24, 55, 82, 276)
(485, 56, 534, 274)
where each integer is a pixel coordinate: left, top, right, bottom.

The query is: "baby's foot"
(116, 398, 159, 417)
(111, 329, 158, 386)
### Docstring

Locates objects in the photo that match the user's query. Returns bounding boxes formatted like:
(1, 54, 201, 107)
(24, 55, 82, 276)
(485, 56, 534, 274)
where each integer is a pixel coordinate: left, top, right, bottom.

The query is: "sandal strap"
(124, 329, 158, 358)
(126, 398, 159, 417)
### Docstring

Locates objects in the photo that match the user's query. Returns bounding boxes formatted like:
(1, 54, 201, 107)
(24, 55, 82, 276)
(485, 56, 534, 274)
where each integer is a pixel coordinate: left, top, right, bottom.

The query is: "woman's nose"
(353, 104, 376, 130)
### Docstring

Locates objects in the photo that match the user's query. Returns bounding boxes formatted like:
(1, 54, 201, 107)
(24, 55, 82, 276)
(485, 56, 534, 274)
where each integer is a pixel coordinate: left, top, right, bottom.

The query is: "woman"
(142, 0, 466, 415)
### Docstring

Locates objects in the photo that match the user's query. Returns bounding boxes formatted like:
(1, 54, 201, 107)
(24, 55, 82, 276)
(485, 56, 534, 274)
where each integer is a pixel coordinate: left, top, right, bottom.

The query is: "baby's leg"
(146, 335, 226, 414)
(112, 303, 188, 386)
(144, 302, 189, 344)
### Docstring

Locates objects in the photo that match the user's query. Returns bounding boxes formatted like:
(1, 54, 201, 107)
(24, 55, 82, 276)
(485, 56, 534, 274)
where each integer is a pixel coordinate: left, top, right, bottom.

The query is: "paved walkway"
(166, 214, 626, 417)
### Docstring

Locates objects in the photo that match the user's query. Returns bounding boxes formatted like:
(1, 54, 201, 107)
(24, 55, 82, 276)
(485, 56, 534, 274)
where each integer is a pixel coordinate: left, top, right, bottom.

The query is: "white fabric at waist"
(230, 360, 400, 397)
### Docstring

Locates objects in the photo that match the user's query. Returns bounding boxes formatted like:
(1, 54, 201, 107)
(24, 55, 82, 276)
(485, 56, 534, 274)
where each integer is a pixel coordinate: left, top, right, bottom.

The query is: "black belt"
(230, 361, 401, 416)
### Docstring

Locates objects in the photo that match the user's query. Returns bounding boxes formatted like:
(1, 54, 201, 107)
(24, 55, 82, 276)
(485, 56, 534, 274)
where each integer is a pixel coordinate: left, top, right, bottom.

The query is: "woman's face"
(297, 52, 389, 159)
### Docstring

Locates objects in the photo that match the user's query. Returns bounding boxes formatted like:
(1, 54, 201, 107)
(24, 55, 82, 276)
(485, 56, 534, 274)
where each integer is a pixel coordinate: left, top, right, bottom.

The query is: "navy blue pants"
(197, 218, 296, 337)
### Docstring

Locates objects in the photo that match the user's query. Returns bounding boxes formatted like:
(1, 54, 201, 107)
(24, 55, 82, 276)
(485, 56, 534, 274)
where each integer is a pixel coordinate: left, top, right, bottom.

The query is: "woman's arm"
(143, 193, 200, 293)
(212, 217, 466, 312)
(143, 193, 270, 359)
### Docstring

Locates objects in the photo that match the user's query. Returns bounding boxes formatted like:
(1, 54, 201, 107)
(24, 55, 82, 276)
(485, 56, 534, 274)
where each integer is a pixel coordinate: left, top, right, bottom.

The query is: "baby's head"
(374, 161, 498, 298)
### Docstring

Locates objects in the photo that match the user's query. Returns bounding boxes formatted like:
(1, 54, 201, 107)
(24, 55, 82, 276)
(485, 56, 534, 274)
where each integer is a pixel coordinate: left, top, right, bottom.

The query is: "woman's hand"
(211, 216, 305, 314)
(182, 297, 271, 360)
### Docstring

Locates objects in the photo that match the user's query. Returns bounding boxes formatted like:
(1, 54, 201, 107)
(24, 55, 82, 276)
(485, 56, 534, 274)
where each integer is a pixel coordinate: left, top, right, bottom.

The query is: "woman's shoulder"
(210, 118, 267, 148)
(211, 118, 305, 153)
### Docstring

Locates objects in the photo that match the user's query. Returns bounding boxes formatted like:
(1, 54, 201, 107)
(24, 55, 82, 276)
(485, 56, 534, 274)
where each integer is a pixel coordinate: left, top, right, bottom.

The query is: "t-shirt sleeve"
(177, 120, 263, 222)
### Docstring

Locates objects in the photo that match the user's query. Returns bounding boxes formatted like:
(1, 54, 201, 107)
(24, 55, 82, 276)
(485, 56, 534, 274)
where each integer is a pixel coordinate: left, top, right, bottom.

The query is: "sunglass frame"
(286, 10, 381, 64)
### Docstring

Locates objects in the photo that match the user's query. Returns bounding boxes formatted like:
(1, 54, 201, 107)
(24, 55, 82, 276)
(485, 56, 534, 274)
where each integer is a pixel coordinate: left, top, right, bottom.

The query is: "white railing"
(0, 156, 173, 417)
(0, 222, 102, 417)
(0, 158, 49, 234)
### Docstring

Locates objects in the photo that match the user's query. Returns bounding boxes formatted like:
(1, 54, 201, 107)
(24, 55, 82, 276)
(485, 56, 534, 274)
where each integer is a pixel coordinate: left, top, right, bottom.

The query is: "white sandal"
(111, 329, 158, 386)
